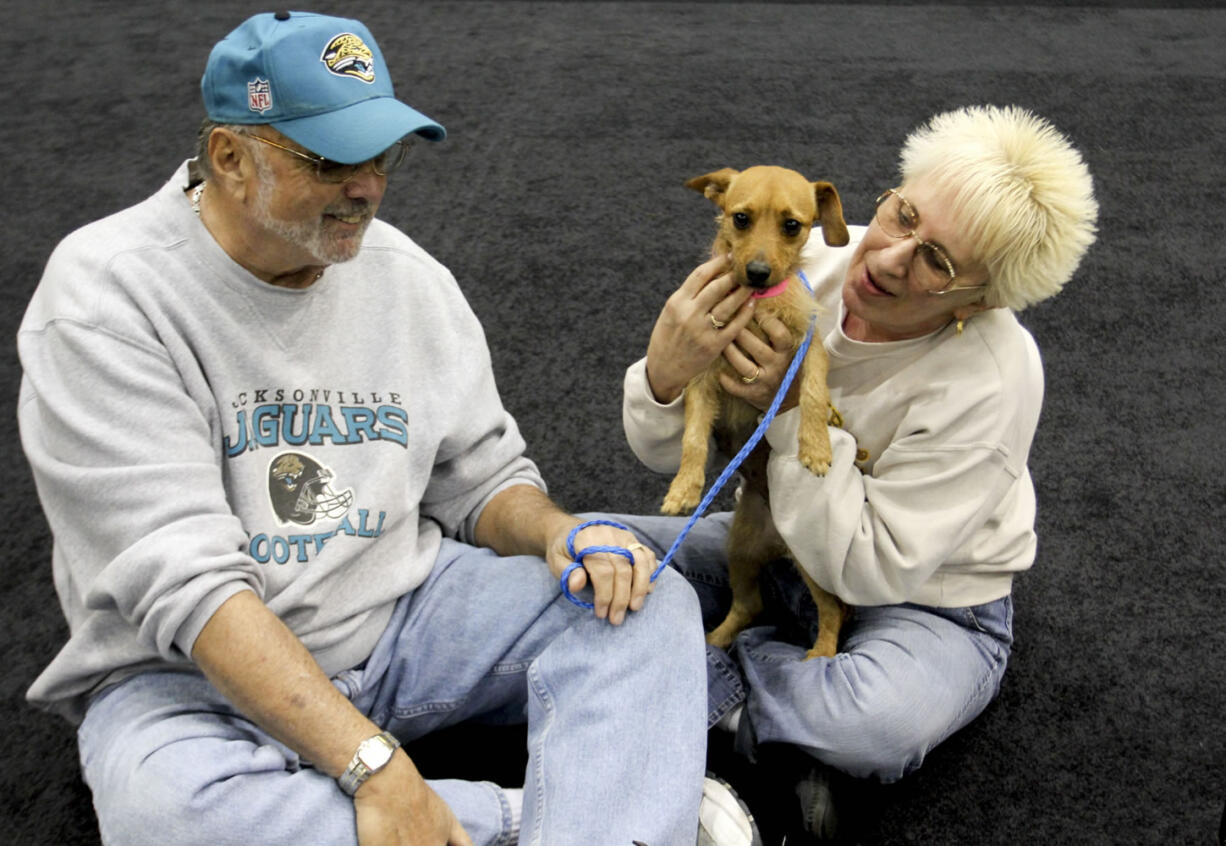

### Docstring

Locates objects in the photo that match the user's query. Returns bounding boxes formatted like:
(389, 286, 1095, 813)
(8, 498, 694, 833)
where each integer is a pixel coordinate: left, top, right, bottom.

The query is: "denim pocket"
(912, 595, 1013, 647)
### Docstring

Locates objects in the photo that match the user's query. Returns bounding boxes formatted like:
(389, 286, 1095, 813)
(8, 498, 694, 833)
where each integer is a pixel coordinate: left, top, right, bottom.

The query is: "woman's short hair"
(899, 105, 1098, 311)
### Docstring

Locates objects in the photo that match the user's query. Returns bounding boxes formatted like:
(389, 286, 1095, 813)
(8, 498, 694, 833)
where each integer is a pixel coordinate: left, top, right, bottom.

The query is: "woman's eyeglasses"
(874, 189, 987, 296)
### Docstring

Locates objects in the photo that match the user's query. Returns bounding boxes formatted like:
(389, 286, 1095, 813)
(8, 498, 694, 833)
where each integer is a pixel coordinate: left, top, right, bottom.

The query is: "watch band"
(338, 730, 401, 796)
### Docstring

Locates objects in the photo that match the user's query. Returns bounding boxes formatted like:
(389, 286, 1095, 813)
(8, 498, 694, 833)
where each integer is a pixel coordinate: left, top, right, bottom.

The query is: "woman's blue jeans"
(608, 512, 1014, 783)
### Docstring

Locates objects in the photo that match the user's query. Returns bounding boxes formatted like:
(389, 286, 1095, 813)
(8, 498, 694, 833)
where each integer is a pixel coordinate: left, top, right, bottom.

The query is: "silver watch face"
(357, 735, 394, 770)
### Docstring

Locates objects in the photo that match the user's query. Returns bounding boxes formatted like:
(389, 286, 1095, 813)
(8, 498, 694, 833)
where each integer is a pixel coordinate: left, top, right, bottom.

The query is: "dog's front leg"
(796, 344, 832, 476)
(662, 377, 717, 514)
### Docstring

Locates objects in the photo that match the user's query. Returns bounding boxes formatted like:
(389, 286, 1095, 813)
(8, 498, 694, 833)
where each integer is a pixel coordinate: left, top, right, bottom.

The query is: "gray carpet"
(2, 2, 1223, 843)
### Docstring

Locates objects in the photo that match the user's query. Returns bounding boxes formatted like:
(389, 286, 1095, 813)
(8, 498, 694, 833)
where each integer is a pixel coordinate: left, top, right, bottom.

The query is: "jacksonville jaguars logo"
(320, 33, 376, 83)
(268, 452, 354, 526)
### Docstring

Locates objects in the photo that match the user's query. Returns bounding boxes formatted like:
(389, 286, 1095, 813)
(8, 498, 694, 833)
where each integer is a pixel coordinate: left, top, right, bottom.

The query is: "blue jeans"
(609, 512, 1014, 783)
(77, 536, 707, 845)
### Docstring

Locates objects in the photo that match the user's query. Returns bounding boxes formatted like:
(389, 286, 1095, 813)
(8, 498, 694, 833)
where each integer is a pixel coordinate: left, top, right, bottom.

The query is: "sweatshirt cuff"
(627, 357, 685, 410)
(173, 581, 260, 661)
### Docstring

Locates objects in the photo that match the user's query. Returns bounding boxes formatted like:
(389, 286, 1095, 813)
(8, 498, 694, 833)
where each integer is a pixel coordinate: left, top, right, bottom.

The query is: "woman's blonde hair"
(899, 105, 1098, 311)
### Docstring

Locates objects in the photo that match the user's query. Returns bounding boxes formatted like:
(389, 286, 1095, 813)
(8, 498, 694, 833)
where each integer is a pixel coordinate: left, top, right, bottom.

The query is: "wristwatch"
(337, 730, 401, 796)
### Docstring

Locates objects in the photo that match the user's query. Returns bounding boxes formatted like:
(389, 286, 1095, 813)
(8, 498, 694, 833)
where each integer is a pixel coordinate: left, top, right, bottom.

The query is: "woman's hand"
(718, 315, 802, 413)
(644, 254, 756, 403)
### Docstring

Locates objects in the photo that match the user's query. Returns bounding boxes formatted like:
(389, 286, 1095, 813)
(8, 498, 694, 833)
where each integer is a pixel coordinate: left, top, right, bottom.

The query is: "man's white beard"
(250, 155, 373, 266)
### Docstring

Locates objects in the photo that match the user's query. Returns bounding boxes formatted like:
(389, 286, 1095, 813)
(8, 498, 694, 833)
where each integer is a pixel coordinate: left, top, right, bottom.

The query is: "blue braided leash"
(561, 271, 816, 608)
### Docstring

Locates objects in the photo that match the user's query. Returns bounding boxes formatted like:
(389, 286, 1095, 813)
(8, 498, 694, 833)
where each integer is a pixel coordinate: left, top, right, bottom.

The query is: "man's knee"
(635, 565, 704, 639)
(93, 742, 354, 845)
(92, 747, 214, 846)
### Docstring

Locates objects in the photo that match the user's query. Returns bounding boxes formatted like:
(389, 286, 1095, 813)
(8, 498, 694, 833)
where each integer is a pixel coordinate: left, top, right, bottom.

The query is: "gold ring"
(626, 543, 649, 555)
(741, 366, 760, 384)
(708, 313, 727, 330)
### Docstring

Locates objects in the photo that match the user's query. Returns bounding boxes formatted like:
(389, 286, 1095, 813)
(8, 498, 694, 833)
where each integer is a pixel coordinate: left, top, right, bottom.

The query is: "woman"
(618, 105, 1098, 841)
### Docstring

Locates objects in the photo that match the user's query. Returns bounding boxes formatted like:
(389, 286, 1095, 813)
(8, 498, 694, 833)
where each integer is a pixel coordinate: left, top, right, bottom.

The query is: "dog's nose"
(746, 260, 772, 287)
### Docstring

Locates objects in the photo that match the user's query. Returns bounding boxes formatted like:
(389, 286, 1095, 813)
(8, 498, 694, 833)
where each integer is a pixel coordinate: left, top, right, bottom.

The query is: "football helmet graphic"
(268, 452, 354, 526)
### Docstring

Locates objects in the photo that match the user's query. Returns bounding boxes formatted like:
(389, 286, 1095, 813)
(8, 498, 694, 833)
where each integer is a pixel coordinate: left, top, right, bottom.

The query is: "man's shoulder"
(51, 171, 187, 271)
(361, 219, 431, 254)
(358, 219, 453, 280)
(27, 168, 194, 332)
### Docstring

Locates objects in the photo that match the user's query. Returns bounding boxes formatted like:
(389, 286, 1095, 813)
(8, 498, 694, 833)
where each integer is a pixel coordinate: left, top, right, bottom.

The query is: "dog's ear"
(812, 181, 850, 246)
(685, 169, 739, 207)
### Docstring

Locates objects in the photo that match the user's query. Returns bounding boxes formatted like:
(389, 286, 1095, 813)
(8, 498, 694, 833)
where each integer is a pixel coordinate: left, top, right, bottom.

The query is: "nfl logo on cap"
(247, 79, 272, 114)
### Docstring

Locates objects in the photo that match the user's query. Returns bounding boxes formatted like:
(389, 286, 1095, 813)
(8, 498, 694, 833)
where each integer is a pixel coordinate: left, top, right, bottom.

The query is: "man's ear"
(684, 168, 738, 209)
(207, 127, 258, 199)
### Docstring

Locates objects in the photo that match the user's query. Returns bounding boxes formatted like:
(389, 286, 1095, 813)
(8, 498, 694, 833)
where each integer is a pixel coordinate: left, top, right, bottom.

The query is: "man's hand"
(474, 487, 658, 625)
(354, 752, 474, 846)
(545, 519, 656, 625)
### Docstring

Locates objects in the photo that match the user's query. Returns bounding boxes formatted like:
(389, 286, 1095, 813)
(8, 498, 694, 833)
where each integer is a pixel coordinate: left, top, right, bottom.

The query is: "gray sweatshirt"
(19, 162, 545, 721)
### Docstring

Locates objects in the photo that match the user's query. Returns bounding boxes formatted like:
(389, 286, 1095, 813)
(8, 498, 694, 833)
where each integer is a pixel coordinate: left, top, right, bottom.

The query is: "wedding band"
(626, 543, 649, 555)
(741, 366, 760, 384)
(708, 313, 727, 330)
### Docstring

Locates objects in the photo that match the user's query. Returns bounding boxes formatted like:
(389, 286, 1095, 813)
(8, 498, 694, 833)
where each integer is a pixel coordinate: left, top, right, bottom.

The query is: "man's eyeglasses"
(874, 189, 987, 296)
(245, 133, 410, 183)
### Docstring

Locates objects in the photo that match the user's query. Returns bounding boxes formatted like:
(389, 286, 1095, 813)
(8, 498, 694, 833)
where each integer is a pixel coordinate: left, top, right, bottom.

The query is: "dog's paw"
(705, 628, 736, 650)
(662, 478, 703, 515)
(661, 491, 699, 516)
(798, 450, 831, 477)
(804, 628, 841, 660)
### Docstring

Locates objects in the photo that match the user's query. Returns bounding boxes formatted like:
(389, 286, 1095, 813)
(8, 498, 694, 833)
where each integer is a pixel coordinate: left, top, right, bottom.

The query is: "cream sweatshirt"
(623, 227, 1042, 608)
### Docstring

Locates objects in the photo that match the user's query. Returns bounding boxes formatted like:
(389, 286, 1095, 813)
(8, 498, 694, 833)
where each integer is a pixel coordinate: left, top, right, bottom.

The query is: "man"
(18, 11, 756, 845)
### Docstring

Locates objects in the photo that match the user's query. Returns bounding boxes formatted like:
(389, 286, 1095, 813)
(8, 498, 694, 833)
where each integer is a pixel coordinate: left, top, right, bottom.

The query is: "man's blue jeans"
(608, 512, 1014, 783)
(76, 536, 707, 845)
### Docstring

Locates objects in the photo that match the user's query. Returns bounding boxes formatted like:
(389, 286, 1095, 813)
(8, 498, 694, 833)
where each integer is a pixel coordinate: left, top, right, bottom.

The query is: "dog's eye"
(733, 212, 750, 230)
(783, 219, 802, 237)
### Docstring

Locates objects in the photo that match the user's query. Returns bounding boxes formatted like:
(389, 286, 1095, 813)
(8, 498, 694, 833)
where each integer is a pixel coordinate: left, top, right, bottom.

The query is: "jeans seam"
(524, 662, 553, 846)
(681, 569, 729, 589)
(492, 782, 516, 846)
(706, 651, 746, 726)
(948, 636, 1008, 731)
(965, 607, 989, 635)
(390, 700, 461, 719)
(490, 660, 532, 675)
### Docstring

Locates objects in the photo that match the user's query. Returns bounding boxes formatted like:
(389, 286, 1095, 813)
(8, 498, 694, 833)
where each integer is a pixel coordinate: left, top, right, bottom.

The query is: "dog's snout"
(746, 260, 772, 287)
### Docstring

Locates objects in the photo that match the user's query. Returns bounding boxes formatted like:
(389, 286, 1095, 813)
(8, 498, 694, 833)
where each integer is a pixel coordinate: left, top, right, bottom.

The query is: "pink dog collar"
(752, 277, 791, 299)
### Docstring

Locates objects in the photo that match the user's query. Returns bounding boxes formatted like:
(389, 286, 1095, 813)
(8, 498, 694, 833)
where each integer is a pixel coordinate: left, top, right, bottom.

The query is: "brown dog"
(662, 165, 849, 658)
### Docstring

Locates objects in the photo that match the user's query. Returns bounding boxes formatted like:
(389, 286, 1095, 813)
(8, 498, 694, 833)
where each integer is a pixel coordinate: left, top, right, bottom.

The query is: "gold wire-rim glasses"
(874, 189, 988, 297)
(244, 133, 409, 183)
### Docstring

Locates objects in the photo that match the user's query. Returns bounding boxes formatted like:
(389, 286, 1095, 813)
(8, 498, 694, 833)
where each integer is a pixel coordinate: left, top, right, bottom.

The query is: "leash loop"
(561, 519, 637, 608)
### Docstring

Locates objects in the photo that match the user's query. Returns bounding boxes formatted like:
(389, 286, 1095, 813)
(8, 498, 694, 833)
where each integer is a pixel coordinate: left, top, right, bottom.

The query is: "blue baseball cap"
(201, 11, 445, 164)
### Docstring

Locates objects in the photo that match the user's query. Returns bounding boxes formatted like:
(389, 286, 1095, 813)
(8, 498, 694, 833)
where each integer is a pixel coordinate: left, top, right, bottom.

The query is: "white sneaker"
(697, 774, 763, 846)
